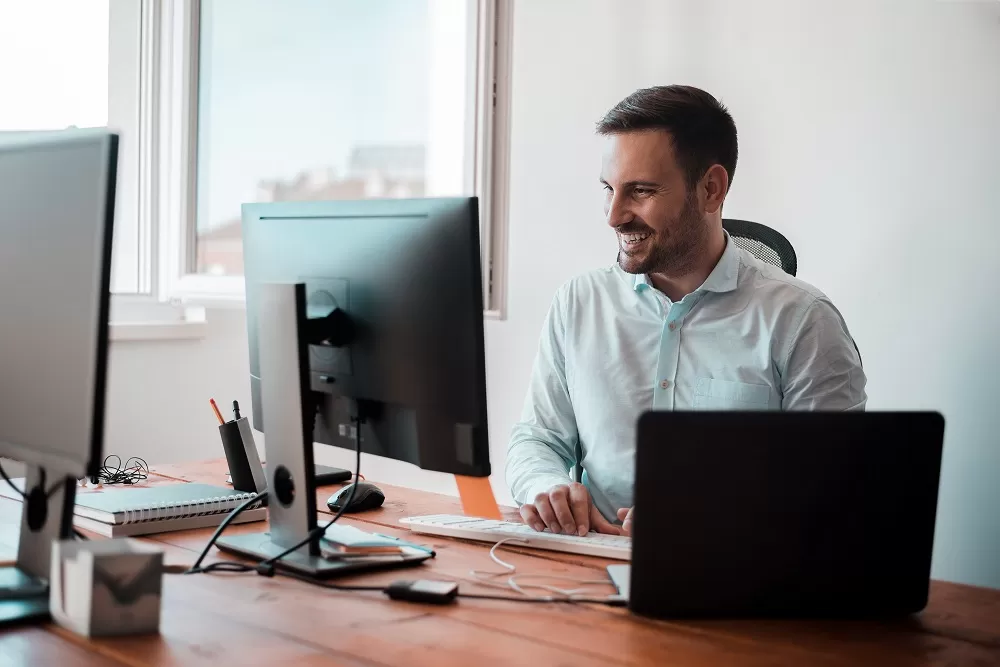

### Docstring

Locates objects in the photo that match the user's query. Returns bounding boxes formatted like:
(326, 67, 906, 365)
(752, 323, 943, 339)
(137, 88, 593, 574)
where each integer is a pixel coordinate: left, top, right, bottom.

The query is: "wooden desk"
(1, 459, 997, 666)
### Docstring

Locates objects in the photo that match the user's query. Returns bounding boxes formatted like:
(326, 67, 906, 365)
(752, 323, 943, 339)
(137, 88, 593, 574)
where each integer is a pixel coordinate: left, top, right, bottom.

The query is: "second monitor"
(241, 197, 491, 478)
(218, 197, 491, 577)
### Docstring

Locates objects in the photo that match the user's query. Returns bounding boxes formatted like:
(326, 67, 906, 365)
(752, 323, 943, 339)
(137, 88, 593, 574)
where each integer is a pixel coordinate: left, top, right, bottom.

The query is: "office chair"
(723, 218, 797, 276)
(720, 218, 861, 366)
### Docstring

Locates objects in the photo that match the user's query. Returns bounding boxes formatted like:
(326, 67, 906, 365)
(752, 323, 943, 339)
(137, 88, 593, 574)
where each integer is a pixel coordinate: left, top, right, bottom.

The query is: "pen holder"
(219, 417, 267, 493)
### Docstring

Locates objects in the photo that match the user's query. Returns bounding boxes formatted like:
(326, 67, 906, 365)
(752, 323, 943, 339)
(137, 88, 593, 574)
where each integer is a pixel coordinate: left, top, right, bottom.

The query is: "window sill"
(109, 301, 208, 342)
(109, 319, 208, 342)
(166, 274, 246, 310)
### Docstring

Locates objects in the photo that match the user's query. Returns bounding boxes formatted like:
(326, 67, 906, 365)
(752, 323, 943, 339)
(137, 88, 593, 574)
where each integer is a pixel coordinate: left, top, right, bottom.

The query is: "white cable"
(469, 538, 617, 601)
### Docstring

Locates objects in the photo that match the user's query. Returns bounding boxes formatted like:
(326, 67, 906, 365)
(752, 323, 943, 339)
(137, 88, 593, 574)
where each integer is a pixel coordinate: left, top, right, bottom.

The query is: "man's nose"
(606, 194, 633, 229)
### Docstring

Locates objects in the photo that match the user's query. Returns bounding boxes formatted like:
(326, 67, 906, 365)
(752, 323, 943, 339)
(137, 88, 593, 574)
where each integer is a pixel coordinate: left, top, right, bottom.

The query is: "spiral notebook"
(73, 483, 264, 525)
(73, 504, 267, 538)
(0, 480, 266, 538)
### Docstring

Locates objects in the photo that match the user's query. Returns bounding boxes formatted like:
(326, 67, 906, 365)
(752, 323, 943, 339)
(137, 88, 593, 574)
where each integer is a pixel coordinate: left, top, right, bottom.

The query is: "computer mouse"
(326, 481, 385, 513)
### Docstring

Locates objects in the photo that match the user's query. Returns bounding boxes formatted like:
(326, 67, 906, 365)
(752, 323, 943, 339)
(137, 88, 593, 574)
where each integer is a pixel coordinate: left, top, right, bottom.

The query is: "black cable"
(258, 414, 363, 571)
(187, 413, 363, 576)
(97, 455, 149, 485)
(181, 560, 624, 605)
(268, 570, 623, 605)
(0, 461, 26, 499)
(272, 567, 385, 591)
(185, 488, 269, 574)
(0, 460, 61, 501)
(188, 561, 254, 574)
(182, 559, 624, 605)
(456, 592, 626, 605)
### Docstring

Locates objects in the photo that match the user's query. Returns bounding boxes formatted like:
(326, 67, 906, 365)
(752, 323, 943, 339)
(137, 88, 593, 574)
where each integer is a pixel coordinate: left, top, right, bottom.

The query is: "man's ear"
(701, 164, 729, 215)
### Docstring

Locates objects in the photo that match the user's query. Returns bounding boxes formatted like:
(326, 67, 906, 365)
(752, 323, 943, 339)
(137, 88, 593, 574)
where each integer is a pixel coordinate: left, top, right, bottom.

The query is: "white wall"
(103, 0, 1000, 588)
(105, 308, 468, 497)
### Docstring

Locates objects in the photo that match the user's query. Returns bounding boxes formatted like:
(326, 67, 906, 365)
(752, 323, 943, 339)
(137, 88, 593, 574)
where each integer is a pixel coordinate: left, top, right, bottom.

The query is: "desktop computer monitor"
(0, 131, 116, 478)
(241, 197, 490, 477)
(217, 198, 490, 577)
(0, 130, 118, 624)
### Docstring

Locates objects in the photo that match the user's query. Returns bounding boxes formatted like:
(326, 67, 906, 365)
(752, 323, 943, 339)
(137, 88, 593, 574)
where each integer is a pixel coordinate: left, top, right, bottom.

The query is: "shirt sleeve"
(505, 287, 580, 505)
(780, 297, 868, 411)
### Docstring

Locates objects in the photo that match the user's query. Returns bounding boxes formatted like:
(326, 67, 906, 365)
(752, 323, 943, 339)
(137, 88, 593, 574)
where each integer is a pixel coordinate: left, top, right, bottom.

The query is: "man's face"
(600, 130, 706, 276)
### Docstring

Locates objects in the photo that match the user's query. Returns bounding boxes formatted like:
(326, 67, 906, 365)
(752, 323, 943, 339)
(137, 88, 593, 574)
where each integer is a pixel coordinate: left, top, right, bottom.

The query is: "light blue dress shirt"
(506, 234, 867, 522)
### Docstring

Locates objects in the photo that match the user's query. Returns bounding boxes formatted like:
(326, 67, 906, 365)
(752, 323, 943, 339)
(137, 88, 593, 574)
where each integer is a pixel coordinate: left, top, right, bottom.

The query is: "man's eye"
(602, 184, 613, 193)
(633, 188, 652, 196)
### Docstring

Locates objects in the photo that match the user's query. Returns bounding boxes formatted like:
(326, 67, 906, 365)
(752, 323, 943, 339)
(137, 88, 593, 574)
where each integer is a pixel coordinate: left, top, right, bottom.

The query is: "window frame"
(135, 0, 511, 317)
(106, 0, 204, 339)
(107, 0, 204, 339)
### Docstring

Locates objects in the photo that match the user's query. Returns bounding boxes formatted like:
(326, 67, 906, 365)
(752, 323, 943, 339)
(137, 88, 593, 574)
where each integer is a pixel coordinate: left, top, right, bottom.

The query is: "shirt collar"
(632, 231, 740, 295)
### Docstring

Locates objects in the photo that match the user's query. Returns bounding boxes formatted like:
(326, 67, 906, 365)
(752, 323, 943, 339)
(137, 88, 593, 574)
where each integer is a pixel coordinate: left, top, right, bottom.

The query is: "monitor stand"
(0, 466, 75, 626)
(216, 283, 353, 579)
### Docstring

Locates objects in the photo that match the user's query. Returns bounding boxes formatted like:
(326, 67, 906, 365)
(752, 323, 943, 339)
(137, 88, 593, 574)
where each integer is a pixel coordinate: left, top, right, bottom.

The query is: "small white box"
(49, 538, 163, 637)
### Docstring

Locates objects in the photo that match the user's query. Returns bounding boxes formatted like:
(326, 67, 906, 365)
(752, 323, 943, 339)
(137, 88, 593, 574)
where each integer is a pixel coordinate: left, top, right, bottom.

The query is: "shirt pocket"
(693, 377, 771, 409)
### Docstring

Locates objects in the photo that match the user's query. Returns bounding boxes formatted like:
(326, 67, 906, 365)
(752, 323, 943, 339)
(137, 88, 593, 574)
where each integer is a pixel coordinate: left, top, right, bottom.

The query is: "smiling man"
(506, 85, 867, 537)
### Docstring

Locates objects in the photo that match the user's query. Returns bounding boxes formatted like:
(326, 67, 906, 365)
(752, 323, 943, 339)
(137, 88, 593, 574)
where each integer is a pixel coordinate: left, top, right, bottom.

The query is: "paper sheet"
(454, 475, 502, 520)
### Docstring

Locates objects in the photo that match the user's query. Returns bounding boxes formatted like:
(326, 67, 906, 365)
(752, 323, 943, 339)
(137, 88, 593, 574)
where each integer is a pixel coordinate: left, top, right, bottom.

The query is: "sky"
(197, 0, 451, 231)
(0, 0, 468, 233)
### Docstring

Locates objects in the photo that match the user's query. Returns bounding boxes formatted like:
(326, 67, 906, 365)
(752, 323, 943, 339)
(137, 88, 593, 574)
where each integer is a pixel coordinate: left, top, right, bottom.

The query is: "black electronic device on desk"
(213, 197, 489, 580)
(624, 411, 945, 619)
(327, 481, 385, 513)
(224, 465, 351, 489)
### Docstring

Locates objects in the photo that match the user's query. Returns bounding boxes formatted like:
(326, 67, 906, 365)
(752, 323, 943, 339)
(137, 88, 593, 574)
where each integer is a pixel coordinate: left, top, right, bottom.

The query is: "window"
(157, 0, 510, 315)
(0, 0, 141, 295)
(1, 0, 509, 323)
(196, 0, 473, 277)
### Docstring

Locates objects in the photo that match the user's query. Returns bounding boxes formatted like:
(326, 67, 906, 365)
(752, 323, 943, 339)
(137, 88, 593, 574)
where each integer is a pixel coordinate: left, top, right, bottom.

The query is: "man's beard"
(616, 193, 706, 276)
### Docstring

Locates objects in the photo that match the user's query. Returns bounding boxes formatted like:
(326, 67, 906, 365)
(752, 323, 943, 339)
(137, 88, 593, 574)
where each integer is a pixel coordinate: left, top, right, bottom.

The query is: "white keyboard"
(400, 514, 631, 561)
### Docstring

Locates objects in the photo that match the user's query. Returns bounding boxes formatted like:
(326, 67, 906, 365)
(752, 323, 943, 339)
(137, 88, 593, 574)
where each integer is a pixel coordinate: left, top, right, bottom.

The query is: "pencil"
(209, 398, 225, 425)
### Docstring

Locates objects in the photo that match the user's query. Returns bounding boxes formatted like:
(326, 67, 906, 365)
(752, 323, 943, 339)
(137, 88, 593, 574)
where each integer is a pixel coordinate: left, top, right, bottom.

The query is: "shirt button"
(668, 322, 676, 331)
(660, 380, 670, 389)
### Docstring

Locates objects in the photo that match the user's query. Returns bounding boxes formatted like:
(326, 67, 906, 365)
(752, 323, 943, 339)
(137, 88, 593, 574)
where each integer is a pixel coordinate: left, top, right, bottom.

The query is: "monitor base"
(215, 531, 430, 579)
(0, 567, 50, 627)
(0, 466, 75, 627)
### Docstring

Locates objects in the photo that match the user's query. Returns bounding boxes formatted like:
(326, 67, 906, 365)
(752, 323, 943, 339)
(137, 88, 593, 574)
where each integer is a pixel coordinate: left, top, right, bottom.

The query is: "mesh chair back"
(723, 219, 797, 276)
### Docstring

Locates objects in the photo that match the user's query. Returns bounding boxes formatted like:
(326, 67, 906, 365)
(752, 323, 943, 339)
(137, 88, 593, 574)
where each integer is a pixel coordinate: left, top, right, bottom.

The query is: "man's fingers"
(589, 503, 622, 535)
(533, 493, 562, 533)
(568, 483, 591, 536)
(616, 508, 629, 522)
(519, 504, 545, 532)
(548, 487, 577, 535)
(621, 507, 634, 536)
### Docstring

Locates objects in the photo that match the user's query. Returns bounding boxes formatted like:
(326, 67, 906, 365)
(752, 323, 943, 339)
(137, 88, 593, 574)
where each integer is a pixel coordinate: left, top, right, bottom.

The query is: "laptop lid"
(630, 411, 944, 619)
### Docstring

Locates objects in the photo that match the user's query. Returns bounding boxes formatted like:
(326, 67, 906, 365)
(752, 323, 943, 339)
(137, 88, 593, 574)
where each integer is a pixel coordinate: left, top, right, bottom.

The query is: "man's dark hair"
(596, 85, 738, 190)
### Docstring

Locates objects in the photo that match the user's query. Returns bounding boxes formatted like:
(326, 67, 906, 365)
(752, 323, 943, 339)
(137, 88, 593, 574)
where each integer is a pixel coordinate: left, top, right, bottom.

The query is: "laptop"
(620, 411, 944, 618)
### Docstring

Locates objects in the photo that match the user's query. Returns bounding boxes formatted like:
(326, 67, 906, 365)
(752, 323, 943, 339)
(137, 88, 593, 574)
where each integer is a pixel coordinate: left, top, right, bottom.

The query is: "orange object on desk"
(454, 475, 502, 520)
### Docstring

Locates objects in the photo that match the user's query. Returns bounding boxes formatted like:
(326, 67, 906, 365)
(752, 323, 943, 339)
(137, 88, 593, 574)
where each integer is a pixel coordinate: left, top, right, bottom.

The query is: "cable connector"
(255, 563, 276, 577)
(385, 579, 459, 604)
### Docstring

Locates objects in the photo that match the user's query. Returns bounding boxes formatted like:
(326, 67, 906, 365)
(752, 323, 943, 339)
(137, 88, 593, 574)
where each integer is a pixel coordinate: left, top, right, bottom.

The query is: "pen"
(209, 398, 225, 425)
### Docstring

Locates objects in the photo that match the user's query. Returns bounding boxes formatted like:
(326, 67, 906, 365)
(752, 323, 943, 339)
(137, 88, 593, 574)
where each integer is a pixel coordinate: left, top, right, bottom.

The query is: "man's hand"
(616, 507, 634, 536)
(519, 482, 621, 536)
